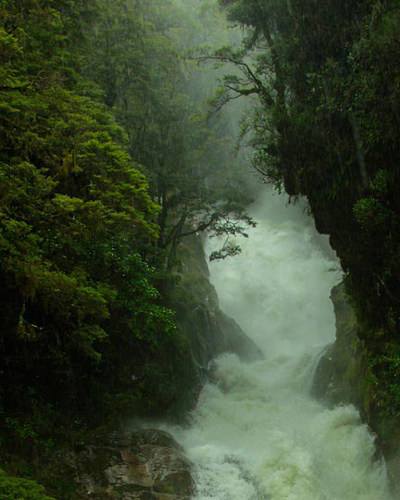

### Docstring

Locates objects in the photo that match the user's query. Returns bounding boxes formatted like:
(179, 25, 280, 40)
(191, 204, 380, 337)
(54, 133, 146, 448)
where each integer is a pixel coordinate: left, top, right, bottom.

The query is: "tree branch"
(188, 54, 274, 106)
(179, 212, 220, 239)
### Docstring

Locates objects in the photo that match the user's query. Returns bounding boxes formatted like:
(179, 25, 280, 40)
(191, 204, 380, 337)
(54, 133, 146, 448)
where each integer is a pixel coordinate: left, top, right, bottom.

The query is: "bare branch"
(187, 53, 274, 106)
(179, 212, 220, 239)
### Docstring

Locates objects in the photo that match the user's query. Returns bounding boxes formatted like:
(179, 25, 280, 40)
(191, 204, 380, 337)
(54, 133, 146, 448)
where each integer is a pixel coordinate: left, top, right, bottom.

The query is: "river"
(166, 188, 391, 500)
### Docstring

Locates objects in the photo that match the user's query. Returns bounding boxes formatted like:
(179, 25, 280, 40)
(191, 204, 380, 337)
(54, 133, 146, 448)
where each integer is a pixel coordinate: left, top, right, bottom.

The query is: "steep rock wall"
(314, 282, 400, 494)
(170, 235, 262, 383)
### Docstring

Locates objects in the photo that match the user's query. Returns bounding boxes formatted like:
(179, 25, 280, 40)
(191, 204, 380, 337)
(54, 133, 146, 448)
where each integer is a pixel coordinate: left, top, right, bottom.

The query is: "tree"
(0, 0, 189, 464)
(86, 0, 256, 268)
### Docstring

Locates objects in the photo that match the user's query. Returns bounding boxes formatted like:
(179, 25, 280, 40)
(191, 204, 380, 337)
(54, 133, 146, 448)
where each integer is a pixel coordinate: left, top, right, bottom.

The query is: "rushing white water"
(167, 189, 391, 500)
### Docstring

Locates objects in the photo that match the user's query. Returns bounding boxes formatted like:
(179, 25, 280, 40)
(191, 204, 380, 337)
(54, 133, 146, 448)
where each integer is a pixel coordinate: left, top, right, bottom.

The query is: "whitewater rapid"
(167, 189, 391, 500)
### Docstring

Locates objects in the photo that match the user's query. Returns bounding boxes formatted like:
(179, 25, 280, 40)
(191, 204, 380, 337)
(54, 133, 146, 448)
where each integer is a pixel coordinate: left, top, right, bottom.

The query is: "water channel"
(167, 188, 391, 500)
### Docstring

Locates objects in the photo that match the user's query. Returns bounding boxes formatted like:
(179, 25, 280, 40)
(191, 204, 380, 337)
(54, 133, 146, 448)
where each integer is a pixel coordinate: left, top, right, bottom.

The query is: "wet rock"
(312, 282, 400, 495)
(312, 281, 369, 411)
(71, 430, 193, 500)
(129, 430, 185, 452)
(172, 235, 263, 379)
(218, 311, 263, 363)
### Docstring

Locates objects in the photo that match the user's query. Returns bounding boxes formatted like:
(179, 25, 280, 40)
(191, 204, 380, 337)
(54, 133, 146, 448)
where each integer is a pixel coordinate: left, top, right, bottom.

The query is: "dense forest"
(0, 1, 255, 496)
(1, 0, 400, 497)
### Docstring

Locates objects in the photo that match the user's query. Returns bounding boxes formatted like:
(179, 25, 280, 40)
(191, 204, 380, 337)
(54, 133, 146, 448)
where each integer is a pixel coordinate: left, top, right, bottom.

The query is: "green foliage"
(0, 5, 257, 495)
(0, 5, 256, 486)
(86, 0, 255, 268)
(0, 468, 55, 500)
(353, 197, 393, 230)
(368, 350, 400, 416)
(0, 0, 193, 471)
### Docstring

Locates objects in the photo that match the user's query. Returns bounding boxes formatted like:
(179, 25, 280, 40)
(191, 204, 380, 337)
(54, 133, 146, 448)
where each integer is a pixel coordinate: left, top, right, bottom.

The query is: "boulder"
(71, 430, 193, 500)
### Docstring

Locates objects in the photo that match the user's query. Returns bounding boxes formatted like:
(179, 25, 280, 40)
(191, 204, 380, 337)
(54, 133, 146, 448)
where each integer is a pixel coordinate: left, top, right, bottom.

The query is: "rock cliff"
(170, 235, 263, 382)
(313, 282, 400, 494)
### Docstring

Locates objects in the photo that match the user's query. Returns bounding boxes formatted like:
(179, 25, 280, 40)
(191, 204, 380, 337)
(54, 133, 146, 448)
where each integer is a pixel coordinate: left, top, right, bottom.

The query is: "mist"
(1, 1, 397, 498)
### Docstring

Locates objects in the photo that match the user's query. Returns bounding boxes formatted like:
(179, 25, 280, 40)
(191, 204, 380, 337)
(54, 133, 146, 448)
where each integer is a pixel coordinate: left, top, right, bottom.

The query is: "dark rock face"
(312, 282, 369, 412)
(171, 235, 263, 382)
(313, 282, 400, 495)
(70, 430, 194, 500)
(217, 311, 263, 363)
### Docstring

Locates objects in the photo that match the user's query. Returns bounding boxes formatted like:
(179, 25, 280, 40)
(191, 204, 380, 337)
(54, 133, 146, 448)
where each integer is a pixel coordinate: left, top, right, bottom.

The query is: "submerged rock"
(70, 430, 193, 500)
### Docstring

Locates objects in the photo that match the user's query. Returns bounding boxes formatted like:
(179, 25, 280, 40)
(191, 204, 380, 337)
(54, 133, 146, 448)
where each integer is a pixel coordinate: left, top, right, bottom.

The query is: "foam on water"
(165, 188, 391, 500)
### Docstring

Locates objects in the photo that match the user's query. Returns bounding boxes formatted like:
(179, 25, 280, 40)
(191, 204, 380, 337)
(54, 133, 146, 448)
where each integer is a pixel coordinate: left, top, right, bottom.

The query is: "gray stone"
(69, 430, 194, 500)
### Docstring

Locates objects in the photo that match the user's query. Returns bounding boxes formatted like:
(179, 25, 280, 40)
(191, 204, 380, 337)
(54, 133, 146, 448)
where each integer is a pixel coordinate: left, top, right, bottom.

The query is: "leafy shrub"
(0, 468, 55, 500)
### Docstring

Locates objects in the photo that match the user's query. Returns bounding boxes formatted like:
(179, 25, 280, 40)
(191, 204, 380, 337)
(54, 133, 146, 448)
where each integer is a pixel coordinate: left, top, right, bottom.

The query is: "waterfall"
(165, 188, 391, 500)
